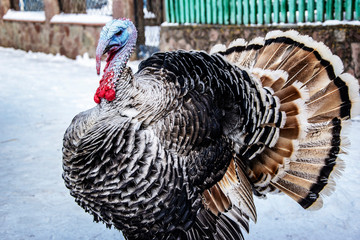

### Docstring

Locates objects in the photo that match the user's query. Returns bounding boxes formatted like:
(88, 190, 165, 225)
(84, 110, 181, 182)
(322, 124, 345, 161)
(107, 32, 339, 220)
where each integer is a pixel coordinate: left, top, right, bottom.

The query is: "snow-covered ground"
(0, 47, 359, 239)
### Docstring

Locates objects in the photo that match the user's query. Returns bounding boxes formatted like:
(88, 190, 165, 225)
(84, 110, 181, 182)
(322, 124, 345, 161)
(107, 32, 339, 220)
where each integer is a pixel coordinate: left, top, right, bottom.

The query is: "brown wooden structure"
(0, 0, 165, 59)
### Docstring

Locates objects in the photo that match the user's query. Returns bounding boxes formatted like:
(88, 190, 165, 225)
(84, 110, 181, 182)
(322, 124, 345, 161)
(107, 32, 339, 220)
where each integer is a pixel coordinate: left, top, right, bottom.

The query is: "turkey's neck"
(106, 29, 137, 76)
(94, 29, 137, 104)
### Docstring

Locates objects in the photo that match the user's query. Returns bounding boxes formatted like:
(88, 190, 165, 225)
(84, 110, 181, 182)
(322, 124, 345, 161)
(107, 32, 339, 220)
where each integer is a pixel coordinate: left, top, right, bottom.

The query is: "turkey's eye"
(115, 30, 123, 36)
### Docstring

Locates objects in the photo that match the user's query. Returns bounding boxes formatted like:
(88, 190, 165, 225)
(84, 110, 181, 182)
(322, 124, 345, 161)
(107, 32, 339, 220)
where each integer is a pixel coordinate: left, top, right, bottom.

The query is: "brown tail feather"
(202, 158, 257, 232)
(213, 30, 360, 209)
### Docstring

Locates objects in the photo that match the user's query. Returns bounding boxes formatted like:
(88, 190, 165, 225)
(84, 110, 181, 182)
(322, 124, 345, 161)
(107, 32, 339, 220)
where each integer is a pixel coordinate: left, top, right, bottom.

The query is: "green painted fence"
(165, 0, 360, 24)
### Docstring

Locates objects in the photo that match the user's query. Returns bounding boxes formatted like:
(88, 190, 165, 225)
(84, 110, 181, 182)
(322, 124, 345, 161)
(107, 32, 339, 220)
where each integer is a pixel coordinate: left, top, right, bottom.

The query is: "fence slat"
(218, 0, 224, 24)
(237, 0, 243, 24)
(307, 0, 315, 22)
(265, 0, 272, 24)
(288, 0, 295, 23)
(200, 0, 206, 23)
(334, 0, 342, 20)
(212, 0, 217, 24)
(250, 0, 256, 24)
(298, 0, 305, 22)
(356, 0, 360, 20)
(165, 0, 170, 22)
(206, 0, 212, 23)
(166, 0, 360, 25)
(345, 0, 353, 20)
(185, 0, 190, 23)
(195, 0, 200, 23)
(273, 0, 279, 23)
(176, 0, 180, 23)
(280, 0, 287, 23)
(169, 0, 176, 23)
(243, 0, 250, 24)
(316, 0, 324, 22)
(189, 0, 195, 22)
(224, 0, 230, 24)
(258, 0, 264, 24)
(180, 0, 185, 23)
(326, 0, 334, 20)
(230, 0, 236, 24)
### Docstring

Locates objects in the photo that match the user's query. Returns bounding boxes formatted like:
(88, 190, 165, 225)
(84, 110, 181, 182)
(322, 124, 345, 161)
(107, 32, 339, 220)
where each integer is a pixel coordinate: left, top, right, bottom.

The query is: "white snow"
(0, 47, 360, 240)
(50, 13, 112, 25)
(144, 8, 156, 19)
(296, 19, 360, 26)
(3, 9, 45, 22)
(145, 26, 161, 47)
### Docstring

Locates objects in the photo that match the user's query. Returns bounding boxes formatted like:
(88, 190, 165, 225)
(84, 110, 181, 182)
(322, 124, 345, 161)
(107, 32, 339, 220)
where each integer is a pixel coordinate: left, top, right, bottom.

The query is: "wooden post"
(60, 0, 86, 13)
(0, 0, 11, 19)
(113, 0, 143, 59)
(113, 0, 135, 20)
(43, 0, 60, 23)
(134, 0, 144, 46)
(151, 0, 164, 24)
(10, 0, 20, 11)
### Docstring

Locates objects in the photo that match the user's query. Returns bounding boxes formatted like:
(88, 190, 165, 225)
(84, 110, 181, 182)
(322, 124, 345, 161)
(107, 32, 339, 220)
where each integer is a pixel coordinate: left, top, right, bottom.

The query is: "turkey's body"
(63, 20, 360, 240)
(63, 52, 256, 239)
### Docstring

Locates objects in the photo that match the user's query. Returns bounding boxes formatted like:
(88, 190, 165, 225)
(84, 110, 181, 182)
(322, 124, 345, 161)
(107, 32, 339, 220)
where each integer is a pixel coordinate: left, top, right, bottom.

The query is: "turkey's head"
(94, 18, 137, 104)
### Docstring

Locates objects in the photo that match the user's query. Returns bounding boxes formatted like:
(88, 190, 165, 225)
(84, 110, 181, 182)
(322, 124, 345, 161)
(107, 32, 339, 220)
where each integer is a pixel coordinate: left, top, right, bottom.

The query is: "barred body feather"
(62, 19, 360, 240)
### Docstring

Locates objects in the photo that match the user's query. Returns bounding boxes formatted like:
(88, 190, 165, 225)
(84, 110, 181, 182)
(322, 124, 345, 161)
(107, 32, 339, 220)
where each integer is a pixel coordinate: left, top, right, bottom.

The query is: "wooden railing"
(164, 0, 360, 25)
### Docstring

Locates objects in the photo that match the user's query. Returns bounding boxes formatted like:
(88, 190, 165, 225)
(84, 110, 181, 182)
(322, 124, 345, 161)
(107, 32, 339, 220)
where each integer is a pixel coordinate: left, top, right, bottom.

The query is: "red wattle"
(99, 89, 106, 98)
(105, 89, 116, 101)
(94, 94, 100, 104)
(94, 70, 116, 104)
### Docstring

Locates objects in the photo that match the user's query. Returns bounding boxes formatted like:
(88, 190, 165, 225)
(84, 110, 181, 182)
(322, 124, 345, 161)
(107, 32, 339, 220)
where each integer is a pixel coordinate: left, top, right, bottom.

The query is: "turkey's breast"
(62, 53, 242, 239)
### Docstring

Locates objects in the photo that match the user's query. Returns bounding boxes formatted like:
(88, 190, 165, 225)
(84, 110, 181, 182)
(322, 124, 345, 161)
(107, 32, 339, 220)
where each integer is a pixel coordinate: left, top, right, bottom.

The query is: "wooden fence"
(165, 0, 360, 24)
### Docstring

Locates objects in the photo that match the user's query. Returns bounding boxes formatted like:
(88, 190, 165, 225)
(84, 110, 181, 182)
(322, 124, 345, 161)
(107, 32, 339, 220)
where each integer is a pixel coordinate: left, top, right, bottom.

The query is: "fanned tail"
(212, 30, 360, 209)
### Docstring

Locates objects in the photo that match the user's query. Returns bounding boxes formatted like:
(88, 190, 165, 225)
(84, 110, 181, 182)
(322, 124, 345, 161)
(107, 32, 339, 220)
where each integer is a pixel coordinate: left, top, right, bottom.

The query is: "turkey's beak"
(96, 38, 110, 75)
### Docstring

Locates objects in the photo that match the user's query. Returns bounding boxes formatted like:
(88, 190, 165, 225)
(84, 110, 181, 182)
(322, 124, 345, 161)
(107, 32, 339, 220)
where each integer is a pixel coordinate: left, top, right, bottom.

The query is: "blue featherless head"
(96, 18, 137, 75)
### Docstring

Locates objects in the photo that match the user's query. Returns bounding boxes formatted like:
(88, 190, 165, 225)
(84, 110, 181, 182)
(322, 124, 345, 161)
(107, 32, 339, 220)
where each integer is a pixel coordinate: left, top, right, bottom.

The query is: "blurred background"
(0, 1, 360, 239)
(0, 0, 359, 78)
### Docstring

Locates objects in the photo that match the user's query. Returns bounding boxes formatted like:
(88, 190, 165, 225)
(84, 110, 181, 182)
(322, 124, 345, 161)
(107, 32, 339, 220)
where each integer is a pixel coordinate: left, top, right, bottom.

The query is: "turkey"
(62, 18, 360, 240)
